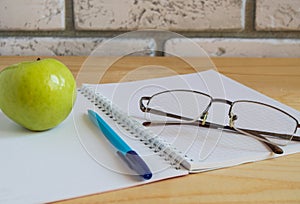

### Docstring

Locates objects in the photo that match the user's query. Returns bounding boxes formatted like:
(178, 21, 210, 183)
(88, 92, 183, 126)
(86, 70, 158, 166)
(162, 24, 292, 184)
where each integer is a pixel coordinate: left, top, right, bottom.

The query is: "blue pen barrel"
(88, 109, 152, 180)
(88, 109, 132, 153)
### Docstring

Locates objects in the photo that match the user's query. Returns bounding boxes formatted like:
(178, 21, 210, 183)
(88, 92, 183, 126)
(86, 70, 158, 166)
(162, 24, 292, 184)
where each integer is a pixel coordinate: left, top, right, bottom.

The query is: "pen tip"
(143, 173, 152, 180)
(142, 121, 151, 126)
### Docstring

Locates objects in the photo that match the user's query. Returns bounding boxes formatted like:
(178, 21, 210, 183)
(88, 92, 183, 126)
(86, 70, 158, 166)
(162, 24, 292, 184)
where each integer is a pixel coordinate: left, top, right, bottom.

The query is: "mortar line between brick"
(65, 0, 75, 32)
(243, 0, 255, 32)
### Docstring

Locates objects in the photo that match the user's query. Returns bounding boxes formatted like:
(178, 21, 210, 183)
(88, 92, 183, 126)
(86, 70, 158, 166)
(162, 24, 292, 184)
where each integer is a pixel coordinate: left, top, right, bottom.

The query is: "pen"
(87, 109, 152, 180)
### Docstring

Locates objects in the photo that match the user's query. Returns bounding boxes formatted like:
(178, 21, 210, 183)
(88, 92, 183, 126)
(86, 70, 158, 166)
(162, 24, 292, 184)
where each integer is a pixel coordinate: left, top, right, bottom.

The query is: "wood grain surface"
(0, 56, 299, 203)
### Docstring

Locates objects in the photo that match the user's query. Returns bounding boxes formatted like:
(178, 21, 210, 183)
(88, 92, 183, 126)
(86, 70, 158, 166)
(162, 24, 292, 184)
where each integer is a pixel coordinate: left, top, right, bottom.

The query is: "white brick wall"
(74, 0, 245, 31)
(165, 38, 300, 58)
(256, 0, 300, 31)
(0, 0, 65, 30)
(0, 0, 299, 57)
(0, 37, 156, 56)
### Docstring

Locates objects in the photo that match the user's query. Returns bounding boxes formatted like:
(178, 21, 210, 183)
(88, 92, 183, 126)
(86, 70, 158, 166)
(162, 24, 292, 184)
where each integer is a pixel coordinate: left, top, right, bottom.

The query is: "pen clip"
(117, 151, 152, 180)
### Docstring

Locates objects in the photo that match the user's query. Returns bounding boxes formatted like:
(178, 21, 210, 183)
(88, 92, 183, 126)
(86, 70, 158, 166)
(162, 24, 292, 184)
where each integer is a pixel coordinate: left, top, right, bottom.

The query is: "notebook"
(77, 70, 300, 172)
(1, 70, 300, 203)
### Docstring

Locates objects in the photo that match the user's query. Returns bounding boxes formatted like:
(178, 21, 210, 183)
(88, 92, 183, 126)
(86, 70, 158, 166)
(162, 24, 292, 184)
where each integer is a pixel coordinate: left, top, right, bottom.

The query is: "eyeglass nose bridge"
(211, 98, 233, 105)
(201, 98, 235, 125)
(211, 98, 236, 118)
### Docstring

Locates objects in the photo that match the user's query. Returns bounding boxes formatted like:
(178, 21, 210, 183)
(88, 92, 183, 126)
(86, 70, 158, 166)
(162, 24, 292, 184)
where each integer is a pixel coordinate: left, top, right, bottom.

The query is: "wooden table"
(1, 56, 300, 203)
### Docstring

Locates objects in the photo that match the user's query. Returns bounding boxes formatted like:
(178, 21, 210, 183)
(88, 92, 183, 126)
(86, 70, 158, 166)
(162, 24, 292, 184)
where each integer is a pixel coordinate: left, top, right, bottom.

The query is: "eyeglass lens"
(231, 101, 297, 145)
(145, 90, 211, 122)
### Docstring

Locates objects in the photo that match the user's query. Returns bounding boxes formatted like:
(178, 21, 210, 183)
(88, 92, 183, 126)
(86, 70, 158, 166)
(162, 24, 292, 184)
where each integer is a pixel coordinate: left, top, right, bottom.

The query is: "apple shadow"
(0, 111, 35, 138)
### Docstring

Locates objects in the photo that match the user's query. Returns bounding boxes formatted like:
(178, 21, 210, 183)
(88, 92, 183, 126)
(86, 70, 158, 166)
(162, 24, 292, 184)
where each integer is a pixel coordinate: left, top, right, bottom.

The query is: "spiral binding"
(79, 85, 191, 170)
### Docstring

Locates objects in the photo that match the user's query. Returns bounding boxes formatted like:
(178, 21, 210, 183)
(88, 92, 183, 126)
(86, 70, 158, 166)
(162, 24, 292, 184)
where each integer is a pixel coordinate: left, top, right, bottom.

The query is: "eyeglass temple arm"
(143, 119, 283, 154)
(233, 129, 284, 154)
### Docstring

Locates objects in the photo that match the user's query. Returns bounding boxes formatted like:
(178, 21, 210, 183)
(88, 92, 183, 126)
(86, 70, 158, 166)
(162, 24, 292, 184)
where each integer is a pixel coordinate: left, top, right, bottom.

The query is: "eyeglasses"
(139, 90, 300, 154)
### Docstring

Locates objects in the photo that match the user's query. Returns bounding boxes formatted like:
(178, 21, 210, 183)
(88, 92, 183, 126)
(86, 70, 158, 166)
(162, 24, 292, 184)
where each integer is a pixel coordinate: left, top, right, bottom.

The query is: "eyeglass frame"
(139, 89, 300, 154)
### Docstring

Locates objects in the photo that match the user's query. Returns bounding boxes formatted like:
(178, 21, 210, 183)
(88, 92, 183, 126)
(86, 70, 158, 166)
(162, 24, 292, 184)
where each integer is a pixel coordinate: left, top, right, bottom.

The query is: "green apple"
(0, 58, 76, 131)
